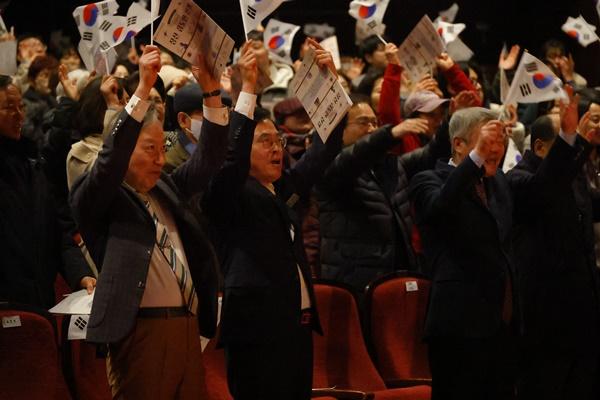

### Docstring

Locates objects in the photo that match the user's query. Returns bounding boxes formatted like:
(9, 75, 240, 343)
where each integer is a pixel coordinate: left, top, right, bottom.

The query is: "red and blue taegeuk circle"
(112, 27, 124, 42)
(268, 35, 285, 50)
(83, 4, 99, 27)
(532, 73, 554, 89)
(567, 30, 579, 39)
(358, 4, 377, 19)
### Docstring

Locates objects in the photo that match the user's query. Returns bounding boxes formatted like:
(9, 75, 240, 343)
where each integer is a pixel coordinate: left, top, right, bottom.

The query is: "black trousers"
(428, 326, 517, 400)
(517, 346, 600, 400)
(224, 325, 313, 400)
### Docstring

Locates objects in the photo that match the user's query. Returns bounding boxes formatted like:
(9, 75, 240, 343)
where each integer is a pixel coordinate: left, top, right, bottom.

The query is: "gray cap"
(404, 90, 449, 115)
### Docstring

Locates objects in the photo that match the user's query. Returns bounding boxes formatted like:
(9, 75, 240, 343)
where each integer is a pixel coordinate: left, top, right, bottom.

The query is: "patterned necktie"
(145, 199, 198, 315)
(475, 180, 488, 208)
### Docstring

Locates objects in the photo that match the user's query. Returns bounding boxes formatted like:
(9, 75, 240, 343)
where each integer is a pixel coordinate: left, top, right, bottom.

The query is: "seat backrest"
(203, 324, 232, 400)
(0, 303, 71, 400)
(312, 282, 386, 392)
(366, 273, 431, 382)
(62, 316, 112, 400)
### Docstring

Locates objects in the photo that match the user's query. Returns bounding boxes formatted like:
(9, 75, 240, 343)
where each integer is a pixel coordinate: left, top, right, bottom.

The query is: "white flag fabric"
(121, 1, 155, 41)
(504, 52, 567, 106)
(304, 23, 335, 40)
(151, 0, 160, 18)
(502, 137, 522, 173)
(435, 3, 459, 24)
(263, 18, 300, 65)
(355, 19, 386, 45)
(348, 0, 389, 32)
(239, 0, 285, 36)
(434, 20, 465, 45)
(562, 15, 599, 47)
(445, 37, 473, 62)
(72, 0, 119, 36)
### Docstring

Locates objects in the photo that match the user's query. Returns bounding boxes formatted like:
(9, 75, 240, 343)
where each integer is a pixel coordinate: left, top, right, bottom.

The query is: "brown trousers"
(107, 315, 208, 400)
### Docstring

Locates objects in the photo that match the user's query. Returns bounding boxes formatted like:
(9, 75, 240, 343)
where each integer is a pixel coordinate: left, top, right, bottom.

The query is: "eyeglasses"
(0, 103, 25, 115)
(255, 133, 287, 150)
(348, 117, 378, 128)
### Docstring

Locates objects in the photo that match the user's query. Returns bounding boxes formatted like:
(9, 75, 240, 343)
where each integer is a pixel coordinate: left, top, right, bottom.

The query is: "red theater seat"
(0, 303, 72, 400)
(312, 282, 431, 400)
(365, 272, 431, 388)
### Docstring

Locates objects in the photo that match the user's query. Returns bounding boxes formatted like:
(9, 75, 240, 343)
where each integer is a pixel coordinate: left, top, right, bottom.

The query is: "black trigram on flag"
(367, 20, 377, 29)
(271, 26, 280, 33)
(583, 33, 590, 40)
(74, 316, 87, 330)
(99, 41, 111, 51)
(99, 20, 113, 32)
(277, 50, 286, 58)
(82, 32, 93, 41)
(101, 3, 110, 16)
(574, 23, 582, 29)
(284, 29, 292, 35)
(525, 62, 538, 73)
(127, 16, 137, 27)
(446, 25, 454, 33)
(519, 83, 532, 97)
(247, 6, 257, 20)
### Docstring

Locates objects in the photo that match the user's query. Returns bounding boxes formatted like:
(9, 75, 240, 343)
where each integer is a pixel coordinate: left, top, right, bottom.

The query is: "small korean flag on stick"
(348, 0, 389, 45)
(562, 15, 599, 48)
(264, 18, 300, 65)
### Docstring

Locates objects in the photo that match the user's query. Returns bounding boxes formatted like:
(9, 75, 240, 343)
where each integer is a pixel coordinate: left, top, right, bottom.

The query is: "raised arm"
(203, 42, 258, 228)
(170, 51, 230, 198)
(70, 46, 160, 233)
(378, 42, 402, 125)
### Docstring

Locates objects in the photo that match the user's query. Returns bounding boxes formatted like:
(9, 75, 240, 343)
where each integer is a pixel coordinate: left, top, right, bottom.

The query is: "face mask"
(189, 118, 203, 141)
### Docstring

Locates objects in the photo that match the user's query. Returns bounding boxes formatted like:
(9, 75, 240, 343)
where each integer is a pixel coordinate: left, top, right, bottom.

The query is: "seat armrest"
(311, 387, 374, 400)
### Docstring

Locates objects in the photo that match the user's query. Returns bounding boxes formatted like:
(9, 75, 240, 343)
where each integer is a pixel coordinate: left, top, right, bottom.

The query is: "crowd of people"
(2, 11, 600, 400)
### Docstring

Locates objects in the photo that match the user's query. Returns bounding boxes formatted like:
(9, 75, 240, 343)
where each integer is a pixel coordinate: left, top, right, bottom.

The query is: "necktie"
(475, 180, 488, 208)
(145, 199, 198, 315)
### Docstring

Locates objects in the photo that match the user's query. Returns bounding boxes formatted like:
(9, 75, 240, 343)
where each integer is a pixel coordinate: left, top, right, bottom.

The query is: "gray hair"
(449, 107, 499, 143)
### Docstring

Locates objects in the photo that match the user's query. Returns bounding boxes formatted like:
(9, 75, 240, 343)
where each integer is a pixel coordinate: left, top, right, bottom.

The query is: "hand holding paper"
(308, 38, 338, 78)
(80, 276, 97, 295)
(239, 41, 258, 94)
(192, 52, 220, 95)
(435, 52, 455, 72)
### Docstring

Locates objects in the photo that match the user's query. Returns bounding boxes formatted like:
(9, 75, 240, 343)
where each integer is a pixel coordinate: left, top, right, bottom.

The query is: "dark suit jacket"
(508, 145, 600, 352)
(70, 110, 228, 343)
(204, 111, 344, 345)
(409, 136, 581, 339)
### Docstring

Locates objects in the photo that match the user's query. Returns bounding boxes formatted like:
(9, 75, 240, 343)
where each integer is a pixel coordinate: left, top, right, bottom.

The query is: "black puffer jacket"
(316, 123, 450, 290)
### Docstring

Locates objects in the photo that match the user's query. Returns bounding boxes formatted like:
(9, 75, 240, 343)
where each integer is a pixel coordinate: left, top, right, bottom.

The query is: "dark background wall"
(4, 0, 600, 85)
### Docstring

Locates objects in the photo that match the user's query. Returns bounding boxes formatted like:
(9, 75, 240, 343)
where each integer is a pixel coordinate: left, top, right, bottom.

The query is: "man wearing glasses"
(315, 99, 452, 289)
(203, 39, 342, 400)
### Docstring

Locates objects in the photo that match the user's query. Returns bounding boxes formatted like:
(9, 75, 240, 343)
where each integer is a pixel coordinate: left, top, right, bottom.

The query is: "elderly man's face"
(418, 105, 445, 137)
(124, 121, 166, 193)
(0, 84, 25, 141)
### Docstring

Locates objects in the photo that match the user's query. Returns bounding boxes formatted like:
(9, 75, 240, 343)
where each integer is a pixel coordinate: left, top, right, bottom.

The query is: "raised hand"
(238, 41, 258, 94)
(560, 85, 580, 135)
(391, 118, 429, 138)
(412, 74, 443, 97)
(384, 42, 400, 66)
(450, 90, 479, 114)
(475, 120, 506, 162)
(498, 44, 520, 70)
(58, 64, 79, 101)
(435, 52, 455, 72)
(557, 54, 575, 82)
(100, 75, 122, 109)
(307, 38, 337, 78)
(192, 52, 220, 93)
(578, 110, 600, 145)
(345, 57, 365, 81)
(135, 45, 161, 100)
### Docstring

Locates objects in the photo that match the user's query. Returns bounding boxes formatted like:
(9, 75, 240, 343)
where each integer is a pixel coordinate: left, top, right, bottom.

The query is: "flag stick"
(104, 53, 110, 75)
(131, 36, 136, 53)
(376, 34, 387, 45)
(150, 0, 154, 46)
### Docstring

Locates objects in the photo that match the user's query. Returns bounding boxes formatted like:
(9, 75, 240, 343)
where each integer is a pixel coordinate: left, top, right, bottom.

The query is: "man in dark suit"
(409, 95, 582, 399)
(509, 114, 600, 400)
(70, 46, 228, 399)
(0, 74, 95, 308)
(203, 40, 344, 400)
